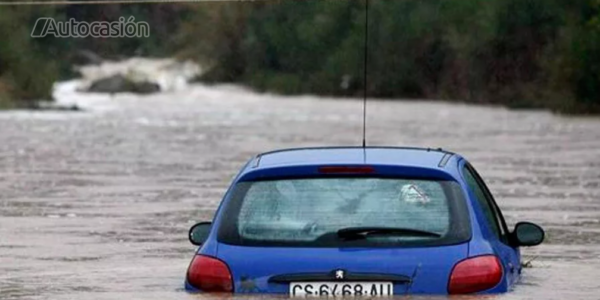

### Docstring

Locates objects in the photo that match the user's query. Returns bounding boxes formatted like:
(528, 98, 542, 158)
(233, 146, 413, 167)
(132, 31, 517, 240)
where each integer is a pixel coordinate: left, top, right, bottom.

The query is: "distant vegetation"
(0, 3, 184, 108)
(0, 6, 60, 108)
(1, 0, 600, 113)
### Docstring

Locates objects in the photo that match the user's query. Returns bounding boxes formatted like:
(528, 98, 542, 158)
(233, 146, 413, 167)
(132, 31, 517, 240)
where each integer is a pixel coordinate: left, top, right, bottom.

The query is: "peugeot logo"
(334, 269, 345, 280)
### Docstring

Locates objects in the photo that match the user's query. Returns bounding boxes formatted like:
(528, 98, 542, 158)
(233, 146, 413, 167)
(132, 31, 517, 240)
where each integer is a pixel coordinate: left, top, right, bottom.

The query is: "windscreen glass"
(219, 177, 470, 247)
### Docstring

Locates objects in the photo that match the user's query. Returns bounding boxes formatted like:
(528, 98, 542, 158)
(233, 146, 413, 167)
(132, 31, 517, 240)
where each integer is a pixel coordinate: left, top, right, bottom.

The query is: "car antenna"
(361, 0, 370, 149)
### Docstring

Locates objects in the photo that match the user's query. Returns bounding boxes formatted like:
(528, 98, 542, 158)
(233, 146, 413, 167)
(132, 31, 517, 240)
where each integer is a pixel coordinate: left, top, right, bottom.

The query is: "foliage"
(2, 0, 600, 113)
(0, 5, 61, 107)
(179, 0, 600, 113)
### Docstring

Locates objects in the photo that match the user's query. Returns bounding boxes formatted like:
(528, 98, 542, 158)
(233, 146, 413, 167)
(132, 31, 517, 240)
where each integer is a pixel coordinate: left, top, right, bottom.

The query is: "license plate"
(290, 282, 393, 297)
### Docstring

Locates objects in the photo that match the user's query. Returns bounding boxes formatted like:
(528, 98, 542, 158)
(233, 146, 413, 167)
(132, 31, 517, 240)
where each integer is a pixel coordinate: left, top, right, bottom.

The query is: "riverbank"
(182, 0, 600, 115)
(2, 54, 599, 116)
(3, 1, 600, 114)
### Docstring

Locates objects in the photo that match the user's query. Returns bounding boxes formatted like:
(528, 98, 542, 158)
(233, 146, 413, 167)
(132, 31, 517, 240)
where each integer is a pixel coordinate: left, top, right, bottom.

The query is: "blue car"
(185, 147, 544, 295)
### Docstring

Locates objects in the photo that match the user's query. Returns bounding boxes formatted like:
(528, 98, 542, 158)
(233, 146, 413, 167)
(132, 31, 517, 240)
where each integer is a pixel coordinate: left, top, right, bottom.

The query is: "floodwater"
(1, 79, 599, 300)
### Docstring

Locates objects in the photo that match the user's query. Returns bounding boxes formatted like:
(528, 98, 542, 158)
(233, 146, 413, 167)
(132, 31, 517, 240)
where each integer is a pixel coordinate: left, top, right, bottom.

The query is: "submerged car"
(185, 147, 544, 295)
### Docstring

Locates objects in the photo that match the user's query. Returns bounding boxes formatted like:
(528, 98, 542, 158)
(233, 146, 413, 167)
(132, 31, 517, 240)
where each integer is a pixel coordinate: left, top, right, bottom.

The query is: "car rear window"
(218, 177, 471, 247)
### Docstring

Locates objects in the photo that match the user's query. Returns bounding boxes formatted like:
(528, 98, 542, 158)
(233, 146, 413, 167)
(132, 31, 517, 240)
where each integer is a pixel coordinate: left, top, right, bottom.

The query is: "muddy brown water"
(1, 82, 599, 299)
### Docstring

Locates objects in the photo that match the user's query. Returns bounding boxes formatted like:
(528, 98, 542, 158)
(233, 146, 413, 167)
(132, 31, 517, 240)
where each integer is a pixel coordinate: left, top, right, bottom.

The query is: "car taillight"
(187, 255, 233, 292)
(448, 255, 503, 294)
(318, 166, 375, 174)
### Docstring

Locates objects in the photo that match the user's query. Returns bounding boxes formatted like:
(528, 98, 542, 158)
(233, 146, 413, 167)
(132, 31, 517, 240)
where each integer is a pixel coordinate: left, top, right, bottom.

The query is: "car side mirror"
(512, 222, 544, 247)
(189, 222, 212, 246)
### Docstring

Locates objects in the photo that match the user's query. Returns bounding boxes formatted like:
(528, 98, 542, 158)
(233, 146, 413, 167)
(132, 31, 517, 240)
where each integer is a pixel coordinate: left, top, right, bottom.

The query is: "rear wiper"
(337, 227, 442, 239)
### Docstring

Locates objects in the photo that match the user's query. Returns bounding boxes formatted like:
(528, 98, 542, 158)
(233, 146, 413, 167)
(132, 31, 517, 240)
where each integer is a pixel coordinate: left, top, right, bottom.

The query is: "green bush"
(181, 0, 600, 113)
(0, 6, 59, 107)
(2, 0, 600, 113)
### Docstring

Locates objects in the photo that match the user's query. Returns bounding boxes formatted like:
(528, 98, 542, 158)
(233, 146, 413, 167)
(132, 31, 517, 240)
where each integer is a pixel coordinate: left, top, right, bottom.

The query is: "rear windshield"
(218, 177, 471, 247)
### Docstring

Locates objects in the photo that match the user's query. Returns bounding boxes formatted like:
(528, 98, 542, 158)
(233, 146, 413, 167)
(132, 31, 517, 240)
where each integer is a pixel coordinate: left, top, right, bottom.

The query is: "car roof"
(250, 146, 461, 171)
